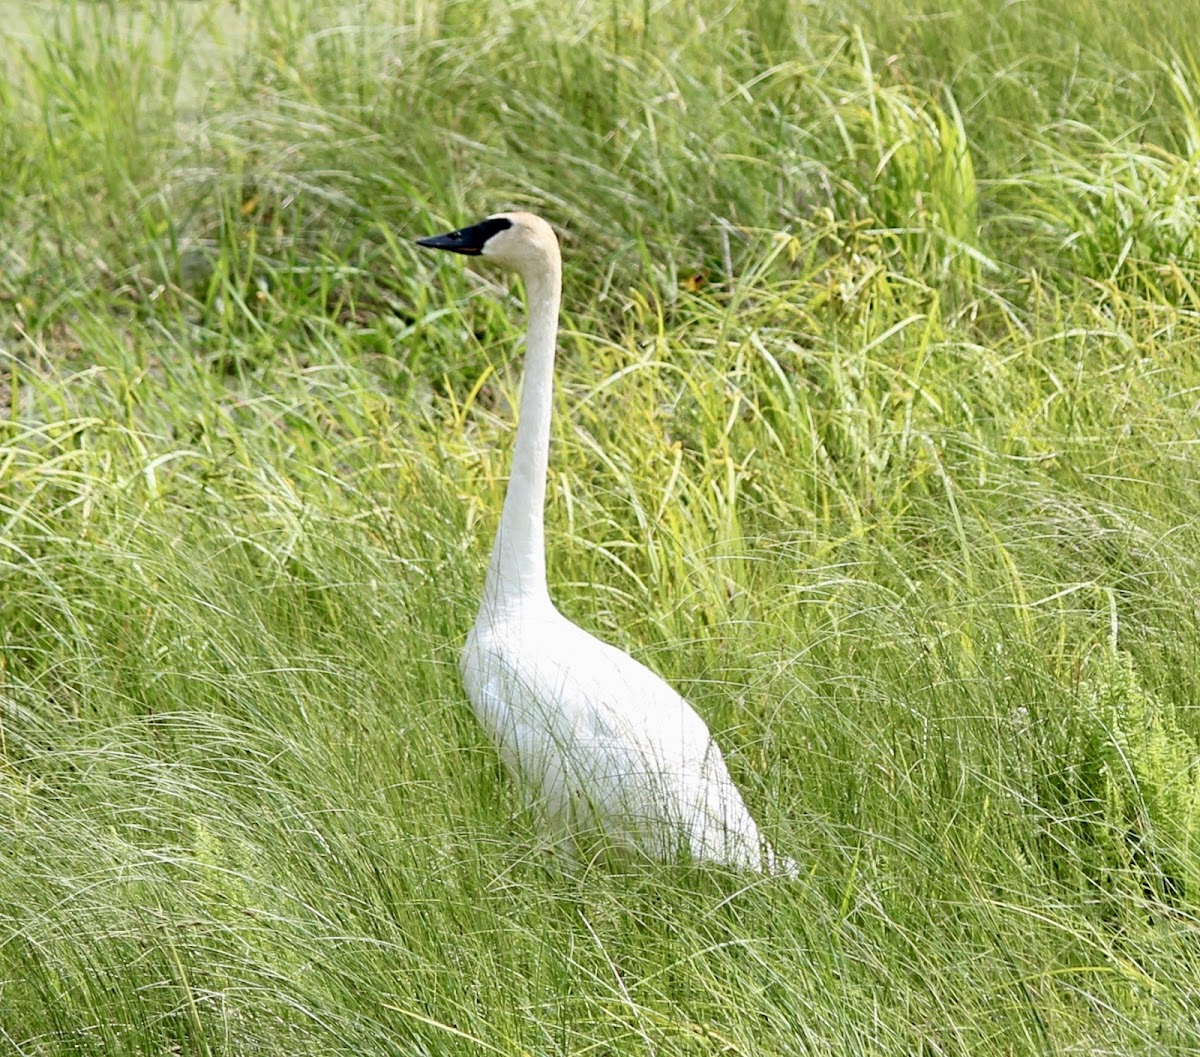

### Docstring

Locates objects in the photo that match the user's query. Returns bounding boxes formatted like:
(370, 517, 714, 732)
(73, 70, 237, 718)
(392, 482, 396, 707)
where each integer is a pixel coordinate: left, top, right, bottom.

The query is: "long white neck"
(479, 255, 562, 618)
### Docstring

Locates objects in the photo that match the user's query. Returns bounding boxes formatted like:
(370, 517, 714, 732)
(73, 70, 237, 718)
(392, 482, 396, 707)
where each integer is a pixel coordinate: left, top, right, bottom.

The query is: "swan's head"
(417, 211, 559, 275)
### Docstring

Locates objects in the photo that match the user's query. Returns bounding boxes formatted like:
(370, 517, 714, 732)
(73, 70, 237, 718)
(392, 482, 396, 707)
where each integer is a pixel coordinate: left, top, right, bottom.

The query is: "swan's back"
(461, 603, 788, 872)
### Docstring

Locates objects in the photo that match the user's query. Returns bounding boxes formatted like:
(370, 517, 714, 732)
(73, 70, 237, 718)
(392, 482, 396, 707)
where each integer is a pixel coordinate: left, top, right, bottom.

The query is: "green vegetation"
(3, 0, 1200, 1052)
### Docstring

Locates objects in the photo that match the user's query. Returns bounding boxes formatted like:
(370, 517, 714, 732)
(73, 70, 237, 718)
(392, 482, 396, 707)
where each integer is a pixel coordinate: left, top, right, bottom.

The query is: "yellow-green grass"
(2, 1, 1199, 1053)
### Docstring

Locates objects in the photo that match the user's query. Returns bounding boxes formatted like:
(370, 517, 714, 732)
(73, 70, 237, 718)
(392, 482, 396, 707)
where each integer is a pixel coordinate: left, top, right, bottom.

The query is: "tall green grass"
(2, 0, 1200, 1053)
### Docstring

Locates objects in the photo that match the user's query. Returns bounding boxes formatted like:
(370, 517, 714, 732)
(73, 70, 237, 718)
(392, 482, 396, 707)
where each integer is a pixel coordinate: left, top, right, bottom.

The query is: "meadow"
(2, 0, 1200, 1053)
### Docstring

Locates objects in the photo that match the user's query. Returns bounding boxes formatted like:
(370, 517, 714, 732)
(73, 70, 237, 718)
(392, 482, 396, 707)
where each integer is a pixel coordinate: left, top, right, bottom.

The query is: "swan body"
(418, 212, 794, 874)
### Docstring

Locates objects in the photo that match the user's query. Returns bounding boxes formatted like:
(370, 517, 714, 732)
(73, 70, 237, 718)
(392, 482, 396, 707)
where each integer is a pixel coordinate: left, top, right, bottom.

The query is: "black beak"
(416, 229, 483, 255)
(416, 216, 512, 256)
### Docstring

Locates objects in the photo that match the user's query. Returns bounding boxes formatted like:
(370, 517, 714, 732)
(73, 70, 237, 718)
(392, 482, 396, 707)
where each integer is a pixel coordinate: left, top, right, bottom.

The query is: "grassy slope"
(2, 0, 1200, 1053)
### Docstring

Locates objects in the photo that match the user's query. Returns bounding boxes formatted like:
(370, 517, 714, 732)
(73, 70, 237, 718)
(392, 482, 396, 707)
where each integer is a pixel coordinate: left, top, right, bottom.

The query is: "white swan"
(418, 212, 795, 875)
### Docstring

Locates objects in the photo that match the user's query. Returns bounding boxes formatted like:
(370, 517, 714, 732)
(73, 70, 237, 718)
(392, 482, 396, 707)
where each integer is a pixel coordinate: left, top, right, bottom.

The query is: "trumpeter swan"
(418, 212, 795, 875)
